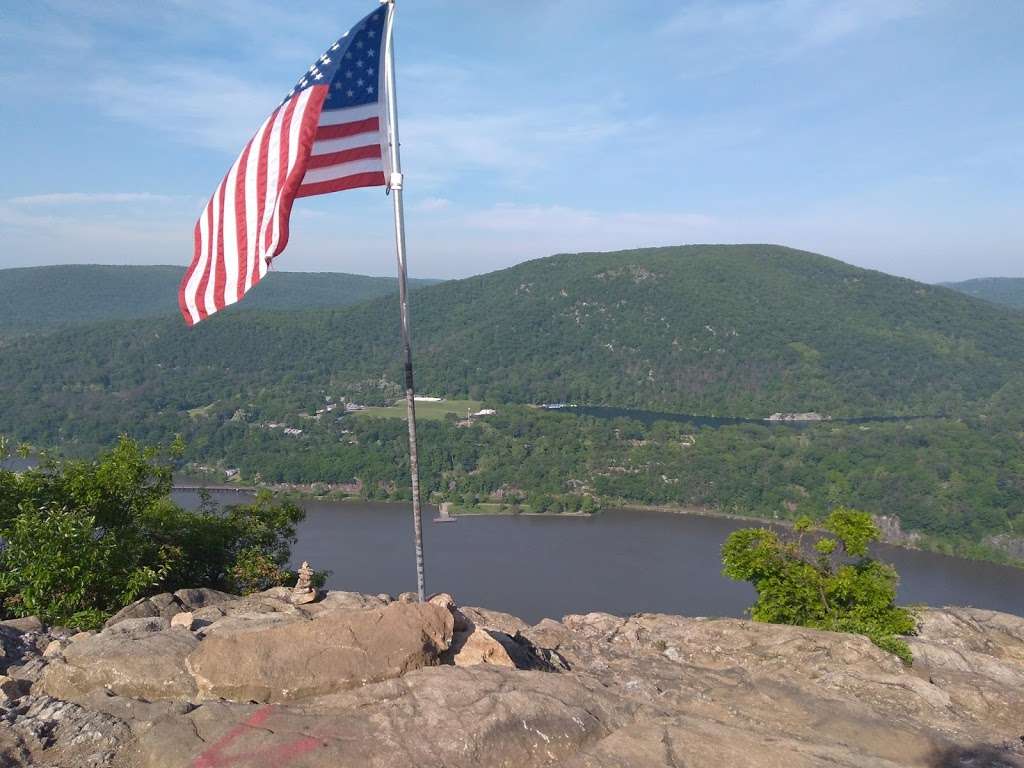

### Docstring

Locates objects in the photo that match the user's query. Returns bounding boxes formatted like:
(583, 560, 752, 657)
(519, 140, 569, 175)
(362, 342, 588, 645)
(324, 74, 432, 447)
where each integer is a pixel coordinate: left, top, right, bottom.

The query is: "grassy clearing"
(446, 502, 511, 515)
(352, 398, 484, 422)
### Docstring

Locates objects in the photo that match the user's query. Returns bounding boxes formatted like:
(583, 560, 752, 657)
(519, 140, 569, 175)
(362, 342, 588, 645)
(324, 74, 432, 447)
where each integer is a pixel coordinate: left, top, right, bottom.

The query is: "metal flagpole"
(381, 0, 427, 603)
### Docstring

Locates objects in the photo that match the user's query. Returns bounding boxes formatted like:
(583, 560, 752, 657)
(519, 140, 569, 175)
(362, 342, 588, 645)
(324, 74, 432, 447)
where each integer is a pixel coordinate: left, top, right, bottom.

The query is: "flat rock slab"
(187, 602, 454, 702)
(9, 593, 1024, 768)
(38, 626, 199, 702)
(134, 665, 634, 768)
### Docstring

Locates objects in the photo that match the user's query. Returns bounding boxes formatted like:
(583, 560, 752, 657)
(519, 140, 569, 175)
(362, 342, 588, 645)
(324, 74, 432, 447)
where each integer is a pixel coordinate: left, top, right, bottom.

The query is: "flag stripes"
(297, 103, 386, 198)
(178, 6, 389, 326)
(179, 87, 328, 325)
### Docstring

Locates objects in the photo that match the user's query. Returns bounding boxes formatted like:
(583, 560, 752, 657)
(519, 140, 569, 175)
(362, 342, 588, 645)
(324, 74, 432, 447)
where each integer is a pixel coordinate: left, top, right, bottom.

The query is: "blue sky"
(1, 0, 1021, 281)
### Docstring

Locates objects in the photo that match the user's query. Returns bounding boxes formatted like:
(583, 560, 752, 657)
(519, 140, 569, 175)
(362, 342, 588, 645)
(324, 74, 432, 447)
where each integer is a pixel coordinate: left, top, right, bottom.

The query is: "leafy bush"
(0, 437, 305, 628)
(0, 504, 170, 629)
(722, 508, 917, 663)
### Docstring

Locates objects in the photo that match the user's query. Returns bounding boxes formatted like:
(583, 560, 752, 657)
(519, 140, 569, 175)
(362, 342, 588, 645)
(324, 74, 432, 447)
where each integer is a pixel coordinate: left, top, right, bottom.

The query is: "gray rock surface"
(187, 601, 453, 702)
(38, 621, 199, 701)
(135, 665, 635, 768)
(2, 591, 1022, 767)
(0, 617, 44, 634)
(1, 694, 133, 768)
(103, 588, 239, 629)
(169, 612, 194, 631)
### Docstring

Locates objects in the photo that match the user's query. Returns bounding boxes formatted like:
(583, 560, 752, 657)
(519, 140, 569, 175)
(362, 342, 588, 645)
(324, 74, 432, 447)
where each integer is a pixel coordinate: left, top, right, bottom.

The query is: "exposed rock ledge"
(1, 588, 1022, 768)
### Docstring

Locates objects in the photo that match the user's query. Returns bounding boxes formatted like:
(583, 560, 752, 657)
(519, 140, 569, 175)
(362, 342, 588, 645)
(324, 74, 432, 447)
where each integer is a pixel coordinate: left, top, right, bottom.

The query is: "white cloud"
(161, 0, 339, 60)
(402, 107, 641, 189)
(460, 204, 717, 238)
(661, 0, 926, 75)
(413, 197, 452, 212)
(0, 202, 192, 267)
(393, 204, 726, 276)
(3, 195, 1022, 283)
(9, 192, 178, 206)
(90, 65, 279, 151)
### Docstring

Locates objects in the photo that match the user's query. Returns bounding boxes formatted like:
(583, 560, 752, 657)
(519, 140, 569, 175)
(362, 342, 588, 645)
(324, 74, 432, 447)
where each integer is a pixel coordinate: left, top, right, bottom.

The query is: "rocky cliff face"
(1, 588, 1022, 768)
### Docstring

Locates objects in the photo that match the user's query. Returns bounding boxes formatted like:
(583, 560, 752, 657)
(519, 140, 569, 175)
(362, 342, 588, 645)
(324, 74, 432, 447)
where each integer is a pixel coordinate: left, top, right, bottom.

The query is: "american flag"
(179, 6, 390, 326)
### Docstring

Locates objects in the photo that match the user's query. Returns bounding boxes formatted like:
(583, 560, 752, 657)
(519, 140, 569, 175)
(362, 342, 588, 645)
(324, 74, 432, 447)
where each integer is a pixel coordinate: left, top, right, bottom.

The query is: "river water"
(172, 491, 1024, 624)
(568, 405, 931, 428)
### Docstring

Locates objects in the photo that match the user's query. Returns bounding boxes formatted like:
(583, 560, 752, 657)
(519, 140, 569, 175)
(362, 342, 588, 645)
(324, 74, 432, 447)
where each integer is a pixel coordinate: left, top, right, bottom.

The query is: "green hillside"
(4, 244, 1024, 562)
(3, 246, 1024, 446)
(941, 277, 1024, 310)
(0, 264, 439, 330)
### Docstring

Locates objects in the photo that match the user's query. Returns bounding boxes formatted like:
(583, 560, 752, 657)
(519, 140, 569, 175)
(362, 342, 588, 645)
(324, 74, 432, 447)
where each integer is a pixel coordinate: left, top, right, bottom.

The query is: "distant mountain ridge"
(3, 245, 1024, 455)
(941, 277, 1024, 310)
(5, 245, 1024, 564)
(0, 264, 440, 330)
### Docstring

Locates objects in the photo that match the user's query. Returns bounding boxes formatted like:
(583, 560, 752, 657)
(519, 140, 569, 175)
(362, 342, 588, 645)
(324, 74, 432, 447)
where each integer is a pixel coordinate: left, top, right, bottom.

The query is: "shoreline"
(171, 484, 1024, 570)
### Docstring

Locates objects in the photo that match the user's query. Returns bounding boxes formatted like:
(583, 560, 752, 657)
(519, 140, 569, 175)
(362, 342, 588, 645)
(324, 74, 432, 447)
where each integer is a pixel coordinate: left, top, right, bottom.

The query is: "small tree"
(0, 436, 307, 628)
(722, 508, 917, 663)
(0, 503, 171, 629)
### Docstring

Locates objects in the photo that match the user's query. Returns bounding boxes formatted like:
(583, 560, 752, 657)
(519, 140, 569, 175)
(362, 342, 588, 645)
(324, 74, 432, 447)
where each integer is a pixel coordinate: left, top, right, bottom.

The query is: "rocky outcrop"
(874, 513, 924, 547)
(986, 533, 1024, 561)
(187, 601, 453, 702)
(0, 589, 1022, 767)
(103, 588, 239, 629)
(38, 618, 200, 701)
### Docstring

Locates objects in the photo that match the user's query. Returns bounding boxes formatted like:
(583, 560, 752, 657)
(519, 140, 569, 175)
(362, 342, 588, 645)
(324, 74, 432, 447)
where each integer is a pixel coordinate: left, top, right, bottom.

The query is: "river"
(566, 405, 932, 428)
(172, 491, 1024, 624)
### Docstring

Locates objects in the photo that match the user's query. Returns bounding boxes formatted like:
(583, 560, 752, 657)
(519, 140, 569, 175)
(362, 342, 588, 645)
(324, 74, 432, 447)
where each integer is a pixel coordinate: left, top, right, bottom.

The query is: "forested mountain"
(3, 246, 1024, 447)
(941, 277, 1024, 310)
(5, 244, 1024, 562)
(0, 264, 438, 330)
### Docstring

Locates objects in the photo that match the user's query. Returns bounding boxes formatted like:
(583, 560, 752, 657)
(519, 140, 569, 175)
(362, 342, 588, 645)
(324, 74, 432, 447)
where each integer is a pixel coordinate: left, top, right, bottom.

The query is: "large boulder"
(446, 626, 517, 668)
(103, 589, 240, 629)
(37, 620, 199, 702)
(186, 601, 454, 702)
(103, 593, 180, 628)
(172, 588, 238, 611)
(0, 617, 43, 635)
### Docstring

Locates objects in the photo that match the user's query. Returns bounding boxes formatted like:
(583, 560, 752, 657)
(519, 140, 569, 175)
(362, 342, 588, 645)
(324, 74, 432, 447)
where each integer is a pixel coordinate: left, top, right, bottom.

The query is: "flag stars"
(346, 89, 354, 98)
(366, 85, 374, 94)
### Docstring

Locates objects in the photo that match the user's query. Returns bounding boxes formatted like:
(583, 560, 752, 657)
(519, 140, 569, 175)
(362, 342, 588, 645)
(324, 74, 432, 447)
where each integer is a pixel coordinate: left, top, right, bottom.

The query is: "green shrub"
(0, 437, 306, 628)
(0, 503, 169, 629)
(722, 508, 917, 663)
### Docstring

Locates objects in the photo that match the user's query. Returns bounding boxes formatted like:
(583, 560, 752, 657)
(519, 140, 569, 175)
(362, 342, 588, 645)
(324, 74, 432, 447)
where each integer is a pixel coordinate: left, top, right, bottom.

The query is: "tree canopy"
(0, 437, 306, 628)
(722, 509, 918, 663)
